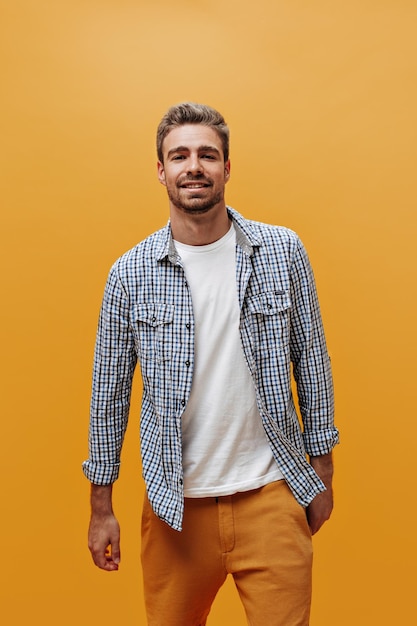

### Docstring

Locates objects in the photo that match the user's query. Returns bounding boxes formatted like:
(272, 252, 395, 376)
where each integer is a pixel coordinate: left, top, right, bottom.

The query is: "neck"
(170, 205, 231, 246)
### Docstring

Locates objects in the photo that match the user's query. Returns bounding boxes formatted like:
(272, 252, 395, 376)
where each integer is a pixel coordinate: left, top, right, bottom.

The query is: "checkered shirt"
(82, 207, 339, 530)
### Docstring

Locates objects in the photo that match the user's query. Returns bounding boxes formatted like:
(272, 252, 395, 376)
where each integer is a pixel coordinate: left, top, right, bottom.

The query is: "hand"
(306, 488, 333, 535)
(307, 452, 334, 535)
(88, 512, 120, 571)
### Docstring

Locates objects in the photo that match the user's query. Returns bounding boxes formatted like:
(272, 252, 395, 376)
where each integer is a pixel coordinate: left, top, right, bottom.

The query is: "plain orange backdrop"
(1, 1, 416, 624)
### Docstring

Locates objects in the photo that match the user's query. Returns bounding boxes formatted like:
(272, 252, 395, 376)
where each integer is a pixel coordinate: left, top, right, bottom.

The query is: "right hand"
(88, 512, 120, 571)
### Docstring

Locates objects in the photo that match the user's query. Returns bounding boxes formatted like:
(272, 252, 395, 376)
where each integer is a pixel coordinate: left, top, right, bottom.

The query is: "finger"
(96, 553, 119, 570)
(111, 536, 121, 565)
(306, 509, 320, 535)
(91, 542, 119, 571)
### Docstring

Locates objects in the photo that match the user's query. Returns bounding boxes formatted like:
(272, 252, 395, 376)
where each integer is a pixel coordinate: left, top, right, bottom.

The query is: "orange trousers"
(141, 480, 312, 626)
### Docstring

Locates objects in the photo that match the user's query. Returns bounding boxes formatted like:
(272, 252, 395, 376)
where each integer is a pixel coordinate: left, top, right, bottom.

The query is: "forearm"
(90, 483, 114, 515)
(310, 452, 334, 489)
(88, 483, 120, 571)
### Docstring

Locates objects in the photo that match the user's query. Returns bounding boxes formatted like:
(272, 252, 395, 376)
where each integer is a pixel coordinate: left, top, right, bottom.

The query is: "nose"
(187, 154, 203, 175)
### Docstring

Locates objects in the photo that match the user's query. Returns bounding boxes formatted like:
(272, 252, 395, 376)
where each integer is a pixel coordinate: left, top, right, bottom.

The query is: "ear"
(157, 161, 166, 186)
(224, 159, 231, 181)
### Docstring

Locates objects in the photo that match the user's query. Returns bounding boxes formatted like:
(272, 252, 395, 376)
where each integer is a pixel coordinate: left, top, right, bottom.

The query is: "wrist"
(310, 453, 334, 486)
(90, 483, 114, 516)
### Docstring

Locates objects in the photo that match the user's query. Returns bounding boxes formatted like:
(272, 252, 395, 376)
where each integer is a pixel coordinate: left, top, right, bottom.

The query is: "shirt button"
(179, 478, 183, 485)
(151, 316, 156, 322)
(180, 399, 186, 406)
(185, 360, 190, 367)
(185, 323, 191, 330)
(267, 303, 272, 309)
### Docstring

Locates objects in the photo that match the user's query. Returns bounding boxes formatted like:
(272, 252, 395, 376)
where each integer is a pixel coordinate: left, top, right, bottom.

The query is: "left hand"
(307, 452, 334, 534)
(306, 487, 333, 535)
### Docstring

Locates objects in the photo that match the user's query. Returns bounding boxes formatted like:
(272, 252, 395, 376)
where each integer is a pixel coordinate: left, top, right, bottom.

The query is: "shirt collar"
(155, 206, 262, 263)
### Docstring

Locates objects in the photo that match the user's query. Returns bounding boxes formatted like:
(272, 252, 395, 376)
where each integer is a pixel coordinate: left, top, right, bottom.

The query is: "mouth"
(178, 178, 211, 189)
(181, 184, 209, 190)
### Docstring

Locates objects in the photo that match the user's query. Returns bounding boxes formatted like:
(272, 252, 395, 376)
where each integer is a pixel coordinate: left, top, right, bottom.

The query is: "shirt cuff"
(303, 427, 340, 457)
(82, 459, 120, 485)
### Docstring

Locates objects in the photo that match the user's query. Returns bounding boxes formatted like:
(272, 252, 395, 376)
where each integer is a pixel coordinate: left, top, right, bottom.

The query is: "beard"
(166, 175, 224, 215)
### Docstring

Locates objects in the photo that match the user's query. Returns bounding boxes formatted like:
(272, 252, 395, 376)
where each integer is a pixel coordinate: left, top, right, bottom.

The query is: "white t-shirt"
(174, 224, 284, 497)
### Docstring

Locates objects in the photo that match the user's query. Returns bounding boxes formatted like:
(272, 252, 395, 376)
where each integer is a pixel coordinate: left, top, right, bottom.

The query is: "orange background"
(1, 1, 416, 624)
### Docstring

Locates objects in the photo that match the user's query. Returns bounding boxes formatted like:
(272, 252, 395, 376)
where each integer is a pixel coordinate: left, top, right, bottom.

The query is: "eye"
(171, 155, 185, 161)
(201, 154, 216, 160)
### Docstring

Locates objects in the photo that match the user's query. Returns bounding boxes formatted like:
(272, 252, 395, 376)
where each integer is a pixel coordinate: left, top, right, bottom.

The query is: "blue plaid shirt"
(83, 208, 338, 530)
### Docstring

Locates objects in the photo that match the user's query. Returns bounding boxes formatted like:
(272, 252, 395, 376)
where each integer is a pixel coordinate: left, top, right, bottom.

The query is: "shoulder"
(249, 219, 300, 247)
(110, 224, 169, 275)
(230, 207, 302, 254)
(228, 206, 299, 240)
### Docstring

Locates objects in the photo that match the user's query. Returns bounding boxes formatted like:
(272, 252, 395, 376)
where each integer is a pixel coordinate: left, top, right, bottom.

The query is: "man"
(83, 102, 339, 625)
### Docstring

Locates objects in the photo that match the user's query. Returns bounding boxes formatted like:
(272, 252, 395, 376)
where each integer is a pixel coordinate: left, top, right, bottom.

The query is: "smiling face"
(157, 124, 230, 217)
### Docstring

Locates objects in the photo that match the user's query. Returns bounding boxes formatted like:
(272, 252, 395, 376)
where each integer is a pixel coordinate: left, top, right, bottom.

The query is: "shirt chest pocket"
(246, 291, 291, 353)
(131, 303, 174, 362)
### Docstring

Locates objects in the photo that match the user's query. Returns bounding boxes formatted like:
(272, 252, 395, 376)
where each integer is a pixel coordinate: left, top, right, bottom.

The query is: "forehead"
(162, 124, 223, 156)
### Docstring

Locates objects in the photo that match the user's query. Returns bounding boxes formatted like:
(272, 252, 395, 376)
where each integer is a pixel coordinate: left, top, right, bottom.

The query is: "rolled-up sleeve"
(82, 262, 137, 484)
(290, 237, 339, 457)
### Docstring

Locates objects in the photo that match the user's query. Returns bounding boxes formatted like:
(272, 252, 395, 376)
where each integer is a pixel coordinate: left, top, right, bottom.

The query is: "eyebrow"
(167, 145, 221, 158)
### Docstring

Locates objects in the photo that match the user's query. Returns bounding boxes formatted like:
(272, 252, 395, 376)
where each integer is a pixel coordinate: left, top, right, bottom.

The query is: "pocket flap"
(131, 303, 174, 327)
(247, 291, 291, 315)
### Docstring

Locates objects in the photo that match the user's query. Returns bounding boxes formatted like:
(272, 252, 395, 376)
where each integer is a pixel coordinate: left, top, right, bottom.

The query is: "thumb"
(111, 536, 121, 565)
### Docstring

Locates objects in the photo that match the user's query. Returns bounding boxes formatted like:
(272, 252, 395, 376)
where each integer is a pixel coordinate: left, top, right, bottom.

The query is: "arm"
(289, 237, 338, 530)
(307, 453, 334, 534)
(84, 264, 137, 485)
(88, 483, 120, 571)
(83, 264, 137, 567)
(290, 238, 337, 454)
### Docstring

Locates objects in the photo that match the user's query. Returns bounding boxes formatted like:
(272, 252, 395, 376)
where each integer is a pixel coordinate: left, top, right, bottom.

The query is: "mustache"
(177, 174, 212, 186)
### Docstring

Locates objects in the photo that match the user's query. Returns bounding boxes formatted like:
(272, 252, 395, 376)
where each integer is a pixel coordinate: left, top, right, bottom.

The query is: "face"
(157, 124, 230, 216)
